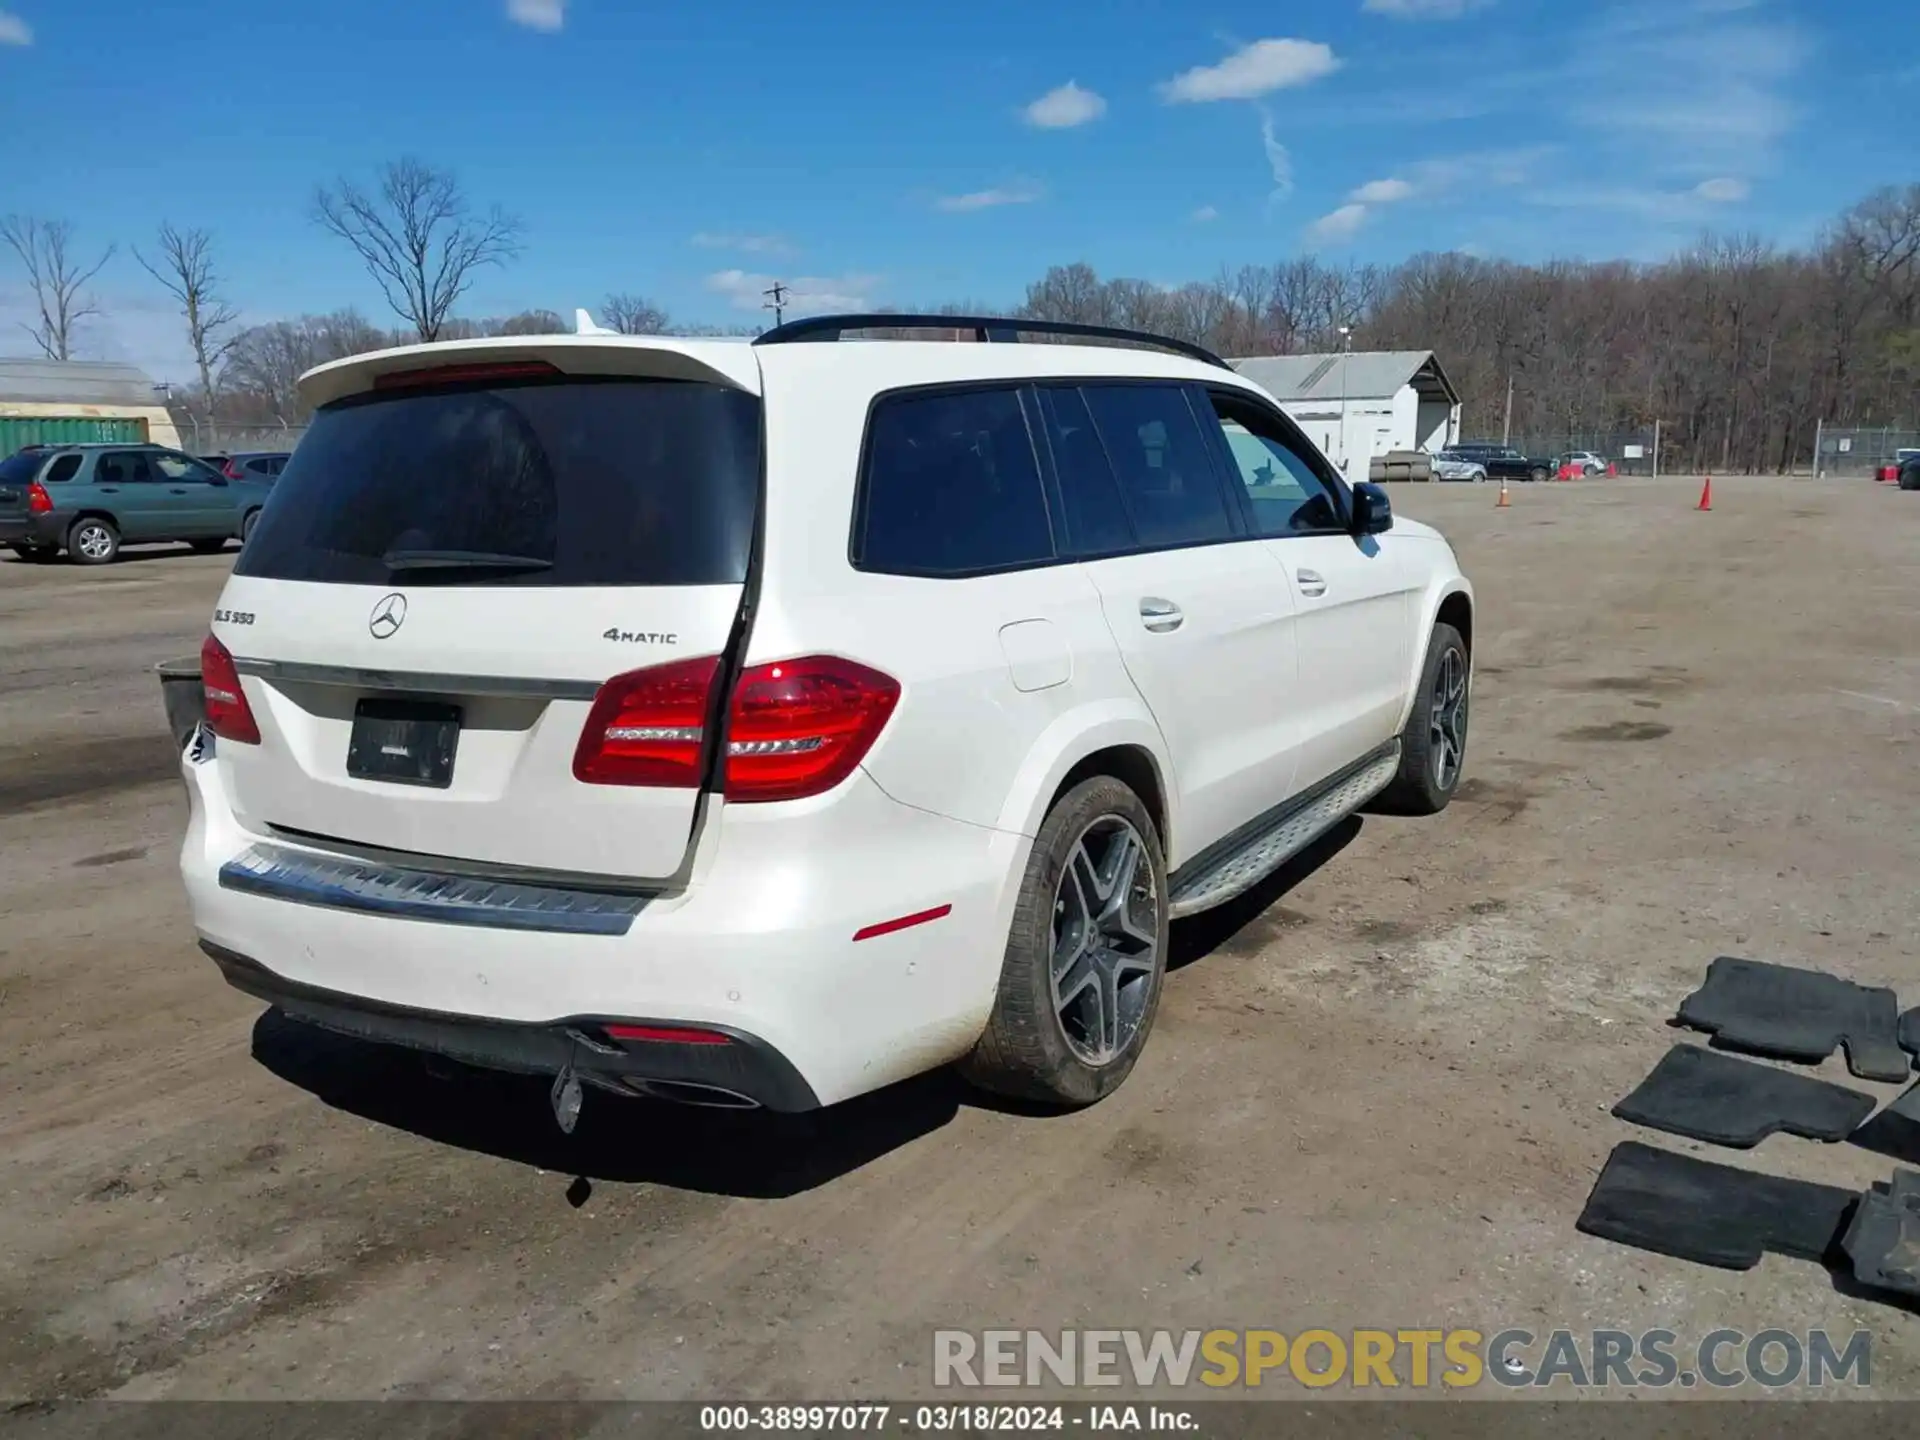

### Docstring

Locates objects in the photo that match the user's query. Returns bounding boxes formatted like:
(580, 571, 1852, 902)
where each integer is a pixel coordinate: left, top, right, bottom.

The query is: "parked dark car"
(0, 443, 274, 564)
(1440, 443, 1553, 483)
(202, 451, 292, 481)
(1899, 449, 1920, 491)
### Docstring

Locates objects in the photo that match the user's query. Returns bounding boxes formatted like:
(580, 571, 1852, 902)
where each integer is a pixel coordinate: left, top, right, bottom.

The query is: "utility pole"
(1652, 418, 1661, 482)
(1812, 417, 1823, 480)
(1501, 374, 1514, 447)
(762, 281, 789, 328)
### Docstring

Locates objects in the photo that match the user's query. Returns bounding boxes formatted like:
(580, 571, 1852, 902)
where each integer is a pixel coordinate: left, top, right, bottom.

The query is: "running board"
(1167, 742, 1400, 919)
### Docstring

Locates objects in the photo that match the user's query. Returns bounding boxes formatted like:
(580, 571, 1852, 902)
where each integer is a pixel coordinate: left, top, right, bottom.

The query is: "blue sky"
(0, 0, 1911, 379)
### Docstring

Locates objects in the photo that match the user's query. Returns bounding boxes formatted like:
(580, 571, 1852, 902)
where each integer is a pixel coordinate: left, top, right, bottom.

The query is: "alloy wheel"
(1050, 816, 1159, 1066)
(1429, 647, 1468, 791)
(76, 524, 113, 561)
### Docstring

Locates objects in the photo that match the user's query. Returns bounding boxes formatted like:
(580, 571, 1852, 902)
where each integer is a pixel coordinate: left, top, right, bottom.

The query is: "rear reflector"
(373, 360, 562, 391)
(852, 904, 952, 942)
(603, 1023, 732, 1045)
(573, 654, 900, 802)
(200, 632, 260, 744)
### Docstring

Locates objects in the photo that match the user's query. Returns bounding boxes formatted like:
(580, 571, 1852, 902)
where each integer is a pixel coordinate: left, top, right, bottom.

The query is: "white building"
(1230, 350, 1461, 483)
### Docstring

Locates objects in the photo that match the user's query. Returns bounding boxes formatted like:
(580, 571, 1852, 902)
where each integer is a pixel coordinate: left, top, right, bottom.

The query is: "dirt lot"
(3, 475, 1919, 1404)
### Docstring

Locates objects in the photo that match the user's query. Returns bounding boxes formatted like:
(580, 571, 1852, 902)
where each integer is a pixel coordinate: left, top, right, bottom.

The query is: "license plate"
(346, 699, 461, 788)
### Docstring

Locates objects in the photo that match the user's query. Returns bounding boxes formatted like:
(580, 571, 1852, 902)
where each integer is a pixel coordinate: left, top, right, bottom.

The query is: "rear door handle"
(1296, 568, 1328, 598)
(169, 487, 189, 495)
(1139, 597, 1184, 633)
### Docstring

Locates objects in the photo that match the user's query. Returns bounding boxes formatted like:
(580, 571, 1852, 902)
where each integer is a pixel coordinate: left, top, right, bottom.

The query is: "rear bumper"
(178, 735, 1031, 1107)
(0, 513, 62, 546)
(203, 940, 819, 1110)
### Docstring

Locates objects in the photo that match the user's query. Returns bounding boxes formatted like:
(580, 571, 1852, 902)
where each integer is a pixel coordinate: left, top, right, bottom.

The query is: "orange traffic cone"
(1696, 475, 1713, 511)
(1496, 479, 1511, 508)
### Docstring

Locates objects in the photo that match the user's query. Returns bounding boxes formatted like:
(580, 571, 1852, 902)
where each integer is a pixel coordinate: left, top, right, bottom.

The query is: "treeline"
(7, 161, 1915, 470)
(1013, 185, 1920, 472)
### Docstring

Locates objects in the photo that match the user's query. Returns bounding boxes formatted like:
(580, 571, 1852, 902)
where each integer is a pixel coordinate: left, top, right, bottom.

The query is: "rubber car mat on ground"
(1850, 1080, 1920, 1165)
(1613, 1044, 1876, 1148)
(1840, 1168, 1920, 1300)
(1576, 1140, 1858, 1270)
(1675, 956, 1908, 1082)
(1899, 1007, 1920, 1062)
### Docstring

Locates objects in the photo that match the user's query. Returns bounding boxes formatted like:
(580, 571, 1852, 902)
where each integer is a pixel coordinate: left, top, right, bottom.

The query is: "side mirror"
(1350, 482, 1393, 536)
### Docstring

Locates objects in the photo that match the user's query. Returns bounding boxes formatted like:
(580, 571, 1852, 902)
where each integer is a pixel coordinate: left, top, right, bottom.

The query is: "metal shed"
(1230, 350, 1461, 483)
(0, 359, 182, 453)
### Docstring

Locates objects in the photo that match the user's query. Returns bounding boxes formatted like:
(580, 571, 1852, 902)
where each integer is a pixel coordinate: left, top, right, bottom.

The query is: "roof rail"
(752, 313, 1231, 370)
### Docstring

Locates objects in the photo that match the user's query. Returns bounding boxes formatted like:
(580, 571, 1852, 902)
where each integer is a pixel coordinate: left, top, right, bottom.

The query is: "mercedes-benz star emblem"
(368, 593, 408, 640)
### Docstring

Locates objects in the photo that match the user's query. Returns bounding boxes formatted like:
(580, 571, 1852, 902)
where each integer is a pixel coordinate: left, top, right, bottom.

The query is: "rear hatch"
(0, 450, 42, 520)
(213, 349, 762, 883)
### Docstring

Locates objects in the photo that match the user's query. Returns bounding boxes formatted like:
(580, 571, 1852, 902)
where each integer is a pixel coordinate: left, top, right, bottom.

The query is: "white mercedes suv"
(177, 313, 1473, 1120)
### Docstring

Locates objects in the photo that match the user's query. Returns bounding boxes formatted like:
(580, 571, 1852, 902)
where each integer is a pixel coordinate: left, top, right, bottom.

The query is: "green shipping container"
(0, 415, 148, 454)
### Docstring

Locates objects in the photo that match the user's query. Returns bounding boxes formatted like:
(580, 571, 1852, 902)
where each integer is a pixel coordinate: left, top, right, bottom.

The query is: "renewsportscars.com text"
(933, 1327, 1871, 1390)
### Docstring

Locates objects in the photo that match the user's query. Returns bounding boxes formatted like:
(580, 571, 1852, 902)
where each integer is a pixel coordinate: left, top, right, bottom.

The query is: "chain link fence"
(1813, 426, 1920, 478)
(1469, 430, 1664, 475)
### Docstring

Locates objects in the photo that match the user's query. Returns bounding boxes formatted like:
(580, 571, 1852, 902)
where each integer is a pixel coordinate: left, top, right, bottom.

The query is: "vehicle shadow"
(2, 544, 232, 567)
(250, 1007, 966, 1199)
(1167, 816, 1361, 971)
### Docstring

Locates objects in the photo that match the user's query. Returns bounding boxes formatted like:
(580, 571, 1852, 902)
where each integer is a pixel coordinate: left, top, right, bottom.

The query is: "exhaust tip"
(623, 1077, 761, 1110)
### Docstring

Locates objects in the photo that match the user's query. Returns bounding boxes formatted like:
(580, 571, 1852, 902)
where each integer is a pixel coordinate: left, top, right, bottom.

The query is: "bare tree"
(135, 223, 240, 403)
(601, 293, 671, 335)
(313, 159, 523, 343)
(0, 215, 116, 361)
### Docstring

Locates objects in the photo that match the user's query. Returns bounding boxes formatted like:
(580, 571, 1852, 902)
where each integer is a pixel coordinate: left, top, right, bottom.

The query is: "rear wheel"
(960, 775, 1169, 1107)
(241, 509, 261, 543)
(1529, 466, 1550, 483)
(68, 517, 120, 566)
(1900, 465, 1920, 491)
(1374, 622, 1469, 816)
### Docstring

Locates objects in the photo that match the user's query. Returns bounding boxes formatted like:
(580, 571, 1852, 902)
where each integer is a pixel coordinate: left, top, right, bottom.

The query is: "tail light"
(200, 633, 261, 744)
(222, 460, 245, 480)
(573, 655, 900, 802)
(26, 481, 51, 514)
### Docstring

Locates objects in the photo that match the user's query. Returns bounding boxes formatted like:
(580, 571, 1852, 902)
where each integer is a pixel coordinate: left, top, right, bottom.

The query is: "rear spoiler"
(297, 333, 762, 410)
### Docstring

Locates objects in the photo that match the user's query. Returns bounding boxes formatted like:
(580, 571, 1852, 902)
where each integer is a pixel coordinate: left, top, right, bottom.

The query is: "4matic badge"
(604, 628, 678, 644)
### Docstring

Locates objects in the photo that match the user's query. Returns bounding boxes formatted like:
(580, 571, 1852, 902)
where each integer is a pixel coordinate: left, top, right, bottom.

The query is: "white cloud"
(506, 0, 565, 33)
(1259, 111, 1293, 199)
(0, 9, 31, 45)
(1191, 205, 1220, 223)
(934, 182, 1044, 212)
(1307, 204, 1370, 242)
(1159, 39, 1340, 103)
(705, 269, 882, 316)
(1567, 2, 1801, 175)
(1023, 81, 1106, 129)
(1694, 176, 1750, 202)
(691, 232, 795, 256)
(1350, 177, 1415, 203)
(1363, 0, 1494, 17)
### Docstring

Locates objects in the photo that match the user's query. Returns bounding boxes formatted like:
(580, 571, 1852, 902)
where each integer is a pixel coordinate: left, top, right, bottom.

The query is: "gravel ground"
(3, 475, 1918, 1403)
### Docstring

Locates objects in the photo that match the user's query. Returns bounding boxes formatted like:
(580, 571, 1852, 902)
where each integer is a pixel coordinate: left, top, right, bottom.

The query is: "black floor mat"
(1841, 1169, 1920, 1300)
(1850, 1080, 1920, 1165)
(1576, 1140, 1858, 1270)
(1613, 1044, 1876, 1148)
(1675, 956, 1908, 1081)
(1900, 1007, 1920, 1061)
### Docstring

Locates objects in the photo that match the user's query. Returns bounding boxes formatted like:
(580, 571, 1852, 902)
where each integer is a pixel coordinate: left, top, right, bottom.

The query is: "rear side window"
(855, 386, 1054, 577)
(44, 455, 82, 483)
(1034, 387, 1134, 559)
(235, 378, 762, 587)
(1081, 384, 1237, 548)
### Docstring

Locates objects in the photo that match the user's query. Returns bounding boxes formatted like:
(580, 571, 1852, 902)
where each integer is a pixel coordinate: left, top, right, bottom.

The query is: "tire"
(959, 775, 1170, 1107)
(1529, 466, 1550, 484)
(1472, 468, 1487, 483)
(67, 517, 120, 566)
(1374, 622, 1470, 817)
(1584, 465, 1601, 478)
(189, 538, 227, 554)
(1899, 466, 1920, 492)
(242, 509, 261, 543)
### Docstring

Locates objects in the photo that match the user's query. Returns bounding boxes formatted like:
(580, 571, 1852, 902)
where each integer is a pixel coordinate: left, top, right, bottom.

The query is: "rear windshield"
(0, 452, 45, 484)
(236, 377, 761, 587)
